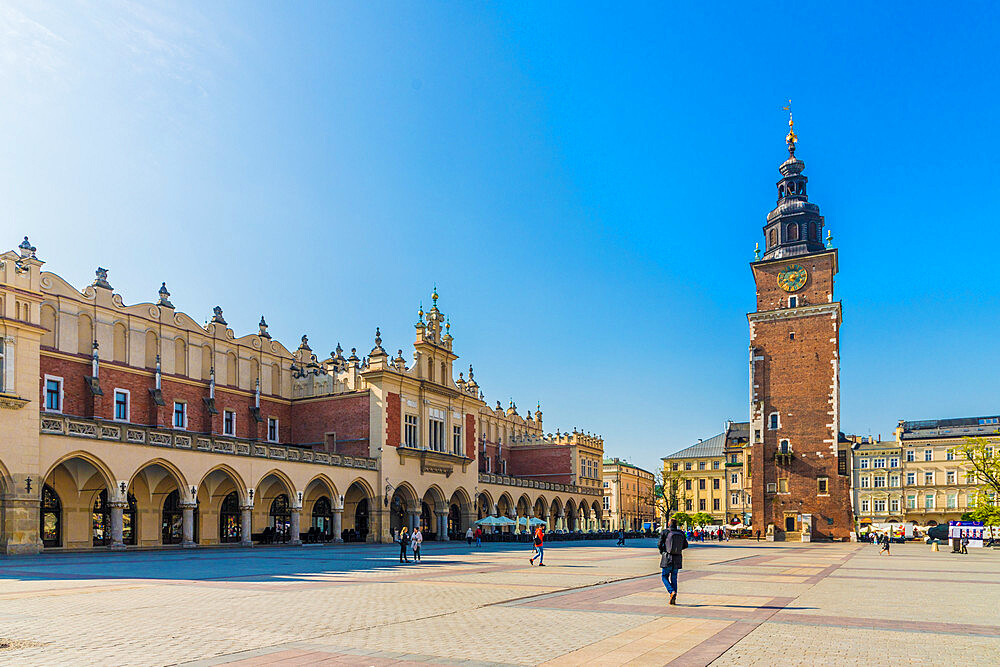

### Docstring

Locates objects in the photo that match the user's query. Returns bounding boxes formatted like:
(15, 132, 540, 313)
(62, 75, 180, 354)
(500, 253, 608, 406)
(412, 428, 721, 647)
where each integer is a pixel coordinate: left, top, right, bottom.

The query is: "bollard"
(931, 541, 939, 552)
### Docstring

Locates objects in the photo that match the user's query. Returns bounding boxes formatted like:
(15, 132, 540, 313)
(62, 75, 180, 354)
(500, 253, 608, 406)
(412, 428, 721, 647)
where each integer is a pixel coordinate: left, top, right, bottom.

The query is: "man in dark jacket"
(658, 518, 689, 605)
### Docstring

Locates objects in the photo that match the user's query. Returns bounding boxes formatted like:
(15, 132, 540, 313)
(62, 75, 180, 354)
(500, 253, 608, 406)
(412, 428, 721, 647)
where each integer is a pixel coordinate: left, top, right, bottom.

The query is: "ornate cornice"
(0, 393, 30, 410)
(748, 302, 841, 324)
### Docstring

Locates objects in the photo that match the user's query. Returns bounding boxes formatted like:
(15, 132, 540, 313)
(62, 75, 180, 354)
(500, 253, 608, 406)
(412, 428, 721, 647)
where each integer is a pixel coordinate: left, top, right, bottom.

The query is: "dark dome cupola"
(759, 106, 827, 261)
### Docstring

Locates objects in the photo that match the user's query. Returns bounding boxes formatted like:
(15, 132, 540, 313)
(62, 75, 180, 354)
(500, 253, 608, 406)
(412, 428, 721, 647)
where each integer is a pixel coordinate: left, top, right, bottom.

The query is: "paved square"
(1, 539, 999, 665)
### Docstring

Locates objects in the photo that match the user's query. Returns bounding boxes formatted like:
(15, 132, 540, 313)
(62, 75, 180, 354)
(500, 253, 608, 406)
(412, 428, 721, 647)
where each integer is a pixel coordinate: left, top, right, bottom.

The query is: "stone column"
(109, 502, 126, 551)
(436, 511, 448, 541)
(332, 508, 343, 542)
(240, 505, 253, 547)
(289, 508, 302, 545)
(181, 503, 197, 548)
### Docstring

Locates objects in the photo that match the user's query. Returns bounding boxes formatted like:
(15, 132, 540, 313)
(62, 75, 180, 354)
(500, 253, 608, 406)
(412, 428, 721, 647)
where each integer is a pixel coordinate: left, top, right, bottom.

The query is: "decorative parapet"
(478, 471, 601, 496)
(39, 416, 377, 471)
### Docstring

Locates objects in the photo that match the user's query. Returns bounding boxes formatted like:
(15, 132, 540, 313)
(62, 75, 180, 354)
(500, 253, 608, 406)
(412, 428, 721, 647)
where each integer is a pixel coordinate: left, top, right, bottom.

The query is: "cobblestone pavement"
(1, 539, 999, 665)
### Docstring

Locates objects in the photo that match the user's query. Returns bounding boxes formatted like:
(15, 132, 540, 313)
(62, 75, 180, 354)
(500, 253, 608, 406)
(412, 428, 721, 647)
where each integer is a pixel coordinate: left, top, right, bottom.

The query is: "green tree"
(691, 512, 714, 527)
(952, 435, 1000, 526)
(670, 511, 692, 527)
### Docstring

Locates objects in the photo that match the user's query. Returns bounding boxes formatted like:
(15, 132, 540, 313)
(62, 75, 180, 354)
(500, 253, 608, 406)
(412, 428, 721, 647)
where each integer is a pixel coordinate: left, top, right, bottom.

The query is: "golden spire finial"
(783, 99, 797, 156)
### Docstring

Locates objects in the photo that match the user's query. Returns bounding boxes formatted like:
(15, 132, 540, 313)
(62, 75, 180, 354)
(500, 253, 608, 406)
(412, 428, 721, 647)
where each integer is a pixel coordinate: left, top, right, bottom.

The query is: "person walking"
(616, 529, 626, 546)
(474, 527, 482, 548)
(961, 534, 969, 554)
(659, 518, 688, 606)
(398, 526, 410, 563)
(412, 526, 423, 562)
(529, 526, 546, 566)
(466, 527, 474, 545)
(879, 532, 890, 556)
(755, 529, 761, 542)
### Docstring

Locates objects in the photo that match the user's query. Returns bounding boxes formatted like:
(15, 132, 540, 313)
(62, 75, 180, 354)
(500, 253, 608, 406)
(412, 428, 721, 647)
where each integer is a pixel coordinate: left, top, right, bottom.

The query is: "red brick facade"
(385, 392, 401, 449)
(295, 392, 371, 457)
(465, 413, 476, 459)
(749, 251, 852, 540)
(506, 445, 573, 484)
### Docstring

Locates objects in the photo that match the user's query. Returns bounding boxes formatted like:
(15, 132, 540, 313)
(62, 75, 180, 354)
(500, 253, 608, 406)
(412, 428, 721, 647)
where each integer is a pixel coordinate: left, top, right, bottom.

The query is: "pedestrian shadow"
(682, 604, 817, 610)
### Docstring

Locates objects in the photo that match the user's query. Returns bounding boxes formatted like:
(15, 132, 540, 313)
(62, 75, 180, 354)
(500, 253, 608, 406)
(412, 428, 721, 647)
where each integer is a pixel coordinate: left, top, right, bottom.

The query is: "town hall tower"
(747, 115, 852, 541)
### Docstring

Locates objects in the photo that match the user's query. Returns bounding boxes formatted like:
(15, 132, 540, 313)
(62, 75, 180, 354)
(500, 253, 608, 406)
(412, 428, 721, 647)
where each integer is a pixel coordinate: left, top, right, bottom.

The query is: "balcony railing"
(39, 415, 377, 471)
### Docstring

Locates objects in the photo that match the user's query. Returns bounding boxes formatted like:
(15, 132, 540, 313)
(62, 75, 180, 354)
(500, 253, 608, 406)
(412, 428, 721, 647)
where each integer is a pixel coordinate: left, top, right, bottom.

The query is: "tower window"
(769, 229, 776, 248)
(788, 296, 797, 308)
(779, 439, 790, 454)
(786, 223, 799, 241)
(809, 222, 817, 240)
(789, 331, 795, 340)
(768, 412, 780, 430)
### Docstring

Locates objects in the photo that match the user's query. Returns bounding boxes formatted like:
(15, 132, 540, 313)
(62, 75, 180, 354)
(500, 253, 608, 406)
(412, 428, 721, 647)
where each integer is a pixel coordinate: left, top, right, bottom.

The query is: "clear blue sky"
(3, 2, 999, 475)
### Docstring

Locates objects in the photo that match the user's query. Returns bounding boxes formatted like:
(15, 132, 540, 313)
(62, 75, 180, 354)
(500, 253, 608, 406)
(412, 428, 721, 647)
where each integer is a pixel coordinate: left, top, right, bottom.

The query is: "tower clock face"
(777, 264, 808, 292)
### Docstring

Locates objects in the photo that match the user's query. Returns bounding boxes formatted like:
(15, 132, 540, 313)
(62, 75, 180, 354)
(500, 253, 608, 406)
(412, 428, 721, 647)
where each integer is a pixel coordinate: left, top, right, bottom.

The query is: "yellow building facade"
(602, 458, 655, 531)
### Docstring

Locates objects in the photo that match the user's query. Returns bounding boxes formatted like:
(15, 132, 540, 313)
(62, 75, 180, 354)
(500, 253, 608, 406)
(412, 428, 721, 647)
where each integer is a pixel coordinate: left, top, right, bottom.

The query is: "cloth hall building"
(0, 242, 603, 554)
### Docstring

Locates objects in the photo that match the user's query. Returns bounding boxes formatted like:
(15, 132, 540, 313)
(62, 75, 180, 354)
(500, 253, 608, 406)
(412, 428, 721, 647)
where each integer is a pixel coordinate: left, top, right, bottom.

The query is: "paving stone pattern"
(1, 539, 998, 665)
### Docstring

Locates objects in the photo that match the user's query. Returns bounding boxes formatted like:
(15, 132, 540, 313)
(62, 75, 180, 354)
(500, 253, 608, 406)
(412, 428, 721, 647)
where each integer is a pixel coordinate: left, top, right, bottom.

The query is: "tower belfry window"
(786, 224, 799, 241)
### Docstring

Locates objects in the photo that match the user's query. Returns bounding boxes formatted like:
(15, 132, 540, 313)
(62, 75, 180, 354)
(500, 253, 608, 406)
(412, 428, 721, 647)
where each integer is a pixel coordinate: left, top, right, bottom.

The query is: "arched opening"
(226, 352, 238, 387)
(41, 454, 114, 549)
(421, 502, 433, 534)
(311, 496, 333, 540)
(162, 489, 186, 545)
(93, 489, 136, 547)
(579, 501, 591, 531)
(78, 314, 93, 355)
(565, 500, 577, 532)
(269, 494, 291, 542)
(201, 345, 213, 381)
(113, 322, 128, 363)
(145, 330, 159, 369)
(448, 489, 471, 538)
(769, 229, 777, 248)
(448, 503, 462, 538)
(41, 484, 62, 547)
(174, 338, 187, 375)
(219, 491, 241, 543)
(786, 223, 799, 241)
(343, 479, 372, 542)
(130, 460, 188, 547)
(808, 221, 817, 240)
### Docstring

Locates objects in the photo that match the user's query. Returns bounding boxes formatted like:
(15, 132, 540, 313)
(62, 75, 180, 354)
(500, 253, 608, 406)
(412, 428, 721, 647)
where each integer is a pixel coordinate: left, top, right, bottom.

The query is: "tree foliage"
(952, 435, 1000, 526)
(650, 467, 688, 521)
(670, 511, 691, 527)
(690, 512, 714, 527)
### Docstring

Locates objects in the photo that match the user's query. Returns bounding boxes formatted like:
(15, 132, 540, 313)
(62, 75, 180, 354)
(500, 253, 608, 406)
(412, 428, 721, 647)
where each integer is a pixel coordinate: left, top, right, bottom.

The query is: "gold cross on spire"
(783, 99, 797, 156)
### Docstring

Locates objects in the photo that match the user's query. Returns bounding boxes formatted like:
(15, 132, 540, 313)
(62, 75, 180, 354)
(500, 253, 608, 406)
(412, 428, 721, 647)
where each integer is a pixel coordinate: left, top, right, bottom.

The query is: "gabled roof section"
(663, 431, 726, 459)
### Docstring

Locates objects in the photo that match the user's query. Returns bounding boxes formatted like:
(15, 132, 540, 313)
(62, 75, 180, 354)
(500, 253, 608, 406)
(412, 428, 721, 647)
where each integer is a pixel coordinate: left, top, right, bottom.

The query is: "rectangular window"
(859, 458, 869, 469)
(113, 389, 129, 422)
(452, 425, 462, 455)
(684, 462, 692, 470)
(861, 499, 869, 513)
(698, 479, 705, 490)
(267, 417, 279, 442)
(873, 476, 886, 488)
(887, 457, 897, 468)
(906, 472, 916, 485)
(44, 376, 63, 412)
(946, 450, 954, 461)
(873, 499, 886, 512)
(671, 462, 678, 471)
(906, 495, 916, 509)
(603, 496, 610, 510)
(777, 478, 788, 493)
(788, 295, 797, 308)
(924, 494, 934, 509)
(768, 413, 779, 430)
(817, 477, 828, 494)
(603, 481, 609, 488)
(712, 498, 720, 511)
(698, 461, 705, 470)
(906, 450, 915, 462)
(890, 498, 900, 512)
(685, 499, 692, 511)
(712, 478, 720, 490)
(890, 475, 900, 488)
(404, 414, 418, 447)
(173, 401, 187, 429)
(924, 449, 933, 462)
(428, 408, 445, 451)
(946, 471, 956, 485)
(712, 460, 720, 469)
(946, 494, 957, 509)
(859, 476, 870, 488)
(685, 479, 691, 490)
(924, 471, 934, 485)
(485, 456, 491, 473)
(223, 410, 236, 436)
(731, 492, 739, 505)
(766, 482, 776, 493)
(0, 339, 6, 393)
(731, 473, 739, 484)
(730, 454, 737, 464)
(698, 499, 705, 511)
(872, 458, 884, 468)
